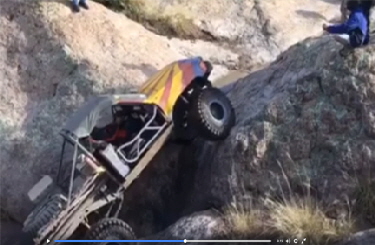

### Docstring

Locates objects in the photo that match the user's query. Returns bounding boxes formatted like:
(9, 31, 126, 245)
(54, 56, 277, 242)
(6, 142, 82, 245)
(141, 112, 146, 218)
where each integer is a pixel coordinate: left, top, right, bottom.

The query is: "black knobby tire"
(23, 194, 66, 236)
(85, 218, 137, 245)
(189, 87, 235, 141)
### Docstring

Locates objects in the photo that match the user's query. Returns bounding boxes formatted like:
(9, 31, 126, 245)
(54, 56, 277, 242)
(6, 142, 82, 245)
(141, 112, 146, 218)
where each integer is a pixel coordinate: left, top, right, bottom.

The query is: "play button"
(47, 239, 50, 243)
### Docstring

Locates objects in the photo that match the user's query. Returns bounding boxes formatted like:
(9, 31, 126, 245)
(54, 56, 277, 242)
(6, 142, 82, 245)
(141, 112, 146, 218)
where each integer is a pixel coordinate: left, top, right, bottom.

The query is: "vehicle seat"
(91, 123, 129, 147)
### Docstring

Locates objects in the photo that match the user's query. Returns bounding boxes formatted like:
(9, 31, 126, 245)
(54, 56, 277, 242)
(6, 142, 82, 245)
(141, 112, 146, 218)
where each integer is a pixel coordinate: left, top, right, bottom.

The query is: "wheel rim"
(205, 100, 226, 128)
(210, 102, 225, 120)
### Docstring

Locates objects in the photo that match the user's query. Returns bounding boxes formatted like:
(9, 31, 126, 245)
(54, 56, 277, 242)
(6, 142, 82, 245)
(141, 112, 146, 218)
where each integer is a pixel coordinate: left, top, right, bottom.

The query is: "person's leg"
(72, 0, 80, 12)
(332, 34, 356, 56)
(332, 34, 353, 56)
(332, 34, 351, 47)
(79, 0, 89, 9)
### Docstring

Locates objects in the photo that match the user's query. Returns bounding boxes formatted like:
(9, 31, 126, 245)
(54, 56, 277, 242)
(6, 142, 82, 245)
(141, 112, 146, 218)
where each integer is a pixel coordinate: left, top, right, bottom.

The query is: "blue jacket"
(327, 6, 370, 47)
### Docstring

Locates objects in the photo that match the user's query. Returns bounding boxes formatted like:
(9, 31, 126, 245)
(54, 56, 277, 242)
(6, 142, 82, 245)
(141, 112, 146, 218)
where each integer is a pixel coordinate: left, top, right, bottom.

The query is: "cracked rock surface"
(178, 37, 375, 225)
(116, 38, 375, 242)
(139, 0, 340, 69)
(0, 0, 343, 222)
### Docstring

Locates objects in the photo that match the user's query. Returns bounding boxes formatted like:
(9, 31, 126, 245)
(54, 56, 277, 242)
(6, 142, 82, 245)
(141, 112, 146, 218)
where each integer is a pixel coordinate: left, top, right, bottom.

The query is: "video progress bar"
(55, 239, 272, 243)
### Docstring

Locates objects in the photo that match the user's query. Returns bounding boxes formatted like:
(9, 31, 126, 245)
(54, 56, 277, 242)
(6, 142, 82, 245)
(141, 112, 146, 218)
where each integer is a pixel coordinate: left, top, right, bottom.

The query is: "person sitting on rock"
(323, 0, 373, 48)
(72, 0, 89, 13)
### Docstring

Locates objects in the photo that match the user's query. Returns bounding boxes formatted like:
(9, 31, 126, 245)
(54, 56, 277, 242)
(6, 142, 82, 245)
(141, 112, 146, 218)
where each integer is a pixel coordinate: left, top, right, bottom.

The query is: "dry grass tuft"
(224, 202, 267, 238)
(224, 197, 354, 244)
(266, 197, 354, 244)
(224, 161, 355, 245)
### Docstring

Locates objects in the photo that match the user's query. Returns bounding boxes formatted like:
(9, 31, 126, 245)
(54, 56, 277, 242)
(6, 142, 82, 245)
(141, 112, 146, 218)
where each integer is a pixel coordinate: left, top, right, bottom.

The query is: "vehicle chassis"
(27, 101, 170, 245)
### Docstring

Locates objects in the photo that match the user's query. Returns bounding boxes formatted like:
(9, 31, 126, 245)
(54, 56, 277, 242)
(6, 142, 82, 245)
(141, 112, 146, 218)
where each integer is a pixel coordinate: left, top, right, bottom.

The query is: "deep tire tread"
(23, 194, 66, 236)
(190, 87, 235, 141)
(85, 218, 136, 244)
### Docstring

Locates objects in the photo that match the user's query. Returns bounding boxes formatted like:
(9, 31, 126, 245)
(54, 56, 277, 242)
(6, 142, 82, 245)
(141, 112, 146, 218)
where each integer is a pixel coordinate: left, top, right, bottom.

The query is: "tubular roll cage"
(57, 104, 168, 206)
(117, 106, 167, 164)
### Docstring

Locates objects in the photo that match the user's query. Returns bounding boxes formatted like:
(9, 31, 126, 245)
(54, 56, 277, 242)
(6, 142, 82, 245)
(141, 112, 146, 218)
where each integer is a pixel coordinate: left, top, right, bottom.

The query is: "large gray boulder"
(129, 0, 339, 69)
(144, 210, 226, 241)
(0, 0, 185, 222)
(184, 37, 375, 221)
(118, 37, 375, 239)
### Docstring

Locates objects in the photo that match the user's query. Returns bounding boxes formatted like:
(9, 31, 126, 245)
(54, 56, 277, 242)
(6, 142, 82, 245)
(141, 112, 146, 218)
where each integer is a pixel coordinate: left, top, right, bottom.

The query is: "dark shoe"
(79, 1, 89, 9)
(72, 3, 80, 12)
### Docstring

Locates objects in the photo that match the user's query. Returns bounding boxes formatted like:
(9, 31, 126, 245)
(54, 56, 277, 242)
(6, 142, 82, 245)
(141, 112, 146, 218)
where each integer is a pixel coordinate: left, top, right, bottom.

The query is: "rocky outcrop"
(116, 37, 375, 239)
(180, 37, 375, 224)
(0, 0, 229, 222)
(127, 0, 339, 69)
(0, 0, 345, 223)
(191, 37, 375, 216)
(144, 210, 226, 241)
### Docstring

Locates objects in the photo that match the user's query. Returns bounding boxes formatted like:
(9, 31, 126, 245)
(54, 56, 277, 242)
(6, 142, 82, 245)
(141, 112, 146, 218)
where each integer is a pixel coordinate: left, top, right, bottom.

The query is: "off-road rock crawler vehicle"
(21, 57, 236, 244)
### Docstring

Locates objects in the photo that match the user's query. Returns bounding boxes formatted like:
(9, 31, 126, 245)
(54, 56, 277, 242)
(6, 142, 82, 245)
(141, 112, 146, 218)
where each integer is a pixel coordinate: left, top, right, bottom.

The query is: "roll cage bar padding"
(117, 105, 167, 164)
